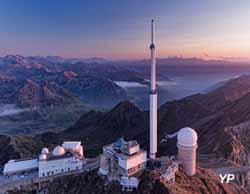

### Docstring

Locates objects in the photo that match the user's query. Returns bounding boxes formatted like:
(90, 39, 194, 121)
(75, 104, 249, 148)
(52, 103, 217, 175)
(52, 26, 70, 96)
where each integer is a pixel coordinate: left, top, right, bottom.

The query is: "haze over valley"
(1, 55, 250, 135)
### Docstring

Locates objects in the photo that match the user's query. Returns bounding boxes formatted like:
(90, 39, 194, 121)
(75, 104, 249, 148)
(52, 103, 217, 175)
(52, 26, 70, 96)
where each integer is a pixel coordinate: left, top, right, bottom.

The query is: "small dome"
(52, 146, 65, 156)
(177, 127, 198, 147)
(41, 148, 49, 154)
(39, 154, 47, 161)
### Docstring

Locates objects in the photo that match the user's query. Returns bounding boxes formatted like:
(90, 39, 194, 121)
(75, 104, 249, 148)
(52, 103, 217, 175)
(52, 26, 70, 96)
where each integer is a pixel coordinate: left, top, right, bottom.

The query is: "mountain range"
(0, 75, 250, 193)
(2, 55, 250, 193)
(0, 55, 156, 134)
(0, 55, 143, 109)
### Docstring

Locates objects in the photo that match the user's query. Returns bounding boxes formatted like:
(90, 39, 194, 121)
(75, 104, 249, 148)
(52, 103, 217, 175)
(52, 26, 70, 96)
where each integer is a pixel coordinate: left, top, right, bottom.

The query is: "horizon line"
(1, 54, 250, 63)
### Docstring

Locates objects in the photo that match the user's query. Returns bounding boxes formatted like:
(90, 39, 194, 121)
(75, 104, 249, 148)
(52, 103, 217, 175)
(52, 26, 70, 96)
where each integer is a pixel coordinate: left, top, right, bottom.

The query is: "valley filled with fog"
(117, 70, 249, 109)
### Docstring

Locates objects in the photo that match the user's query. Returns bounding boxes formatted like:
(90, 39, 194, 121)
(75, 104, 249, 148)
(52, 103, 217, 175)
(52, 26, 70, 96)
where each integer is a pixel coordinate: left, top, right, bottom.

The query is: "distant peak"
(25, 79, 38, 85)
(63, 71, 78, 78)
(110, 100, 141, 113)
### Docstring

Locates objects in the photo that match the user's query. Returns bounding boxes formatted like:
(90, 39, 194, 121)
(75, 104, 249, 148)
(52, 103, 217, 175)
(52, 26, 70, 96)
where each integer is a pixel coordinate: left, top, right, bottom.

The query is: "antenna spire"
(149, 19, 157, 160)
(151, 19, 154, 44)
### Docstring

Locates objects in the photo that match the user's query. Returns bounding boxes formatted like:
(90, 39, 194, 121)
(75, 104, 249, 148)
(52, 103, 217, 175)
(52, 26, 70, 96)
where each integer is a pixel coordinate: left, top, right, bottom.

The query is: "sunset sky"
(0, 0, 250, 60)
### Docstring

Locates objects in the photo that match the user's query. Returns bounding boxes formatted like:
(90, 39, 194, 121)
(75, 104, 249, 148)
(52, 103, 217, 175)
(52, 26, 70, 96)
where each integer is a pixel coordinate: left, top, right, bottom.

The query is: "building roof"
(3, 159, 38, 174)
(117, 149, 146, 160)
(104, 138, 144, 159)
(177, 127, 198, 147)
(41, 148, 49, 154)
(52, 146, 65, 156)
(46, 151, 74, 161)
(113, 138, 126, 149)
(62, 141, 81, 150)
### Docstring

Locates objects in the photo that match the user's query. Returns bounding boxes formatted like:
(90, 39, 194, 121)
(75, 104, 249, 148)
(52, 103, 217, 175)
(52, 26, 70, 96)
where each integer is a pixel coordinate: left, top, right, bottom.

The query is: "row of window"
(127, 162, 145, 174)
(41, 167, 79, 177)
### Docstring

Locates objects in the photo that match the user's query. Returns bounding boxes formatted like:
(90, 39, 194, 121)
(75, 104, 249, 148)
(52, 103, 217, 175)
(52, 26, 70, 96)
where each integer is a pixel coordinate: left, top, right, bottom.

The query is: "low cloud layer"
(0, 104, 28, 117)
(114, 81, 147, 88)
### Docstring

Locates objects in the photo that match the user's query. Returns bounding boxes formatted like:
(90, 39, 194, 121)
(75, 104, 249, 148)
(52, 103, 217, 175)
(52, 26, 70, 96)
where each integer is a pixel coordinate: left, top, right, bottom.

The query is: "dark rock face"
(0, 77, 82, 109)
(0, 134, 41, 165)
(55, 75, 128, 108)
(169, 168, 248, 194)
(0, 135, 20, 166)
(15, 80, 80, 108)
(158, 97, 213, 134)
(189, 75, 250, 111)
(69, 101, 148, 145)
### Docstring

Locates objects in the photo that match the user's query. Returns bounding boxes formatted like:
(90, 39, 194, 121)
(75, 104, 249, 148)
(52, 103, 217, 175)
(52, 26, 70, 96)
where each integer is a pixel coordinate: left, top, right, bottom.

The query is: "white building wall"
(38, 157, 82, 177)
(99, 154, 109, 175)
(178, 144, 197, 176)
(62, 142, 81, 150)
(118, 151, 147, 170)
(3, 159, 38, 175)
(128, 145, 140, 155)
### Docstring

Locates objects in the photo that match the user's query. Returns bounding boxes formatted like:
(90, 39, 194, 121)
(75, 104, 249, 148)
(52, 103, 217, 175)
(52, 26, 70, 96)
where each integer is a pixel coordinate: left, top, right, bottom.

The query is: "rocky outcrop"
(0, 134, 41, 165)
(15, 80, 80, 108)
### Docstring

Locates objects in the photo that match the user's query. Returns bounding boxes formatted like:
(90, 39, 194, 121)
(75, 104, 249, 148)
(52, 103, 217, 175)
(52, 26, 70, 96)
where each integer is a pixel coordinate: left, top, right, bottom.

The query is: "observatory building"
(177, 127, 198, 176)
(3, 141, 85, 178)
(99, 138, 147, 178)
(38, 141, 84, 177)
(3, 159, 38, 176)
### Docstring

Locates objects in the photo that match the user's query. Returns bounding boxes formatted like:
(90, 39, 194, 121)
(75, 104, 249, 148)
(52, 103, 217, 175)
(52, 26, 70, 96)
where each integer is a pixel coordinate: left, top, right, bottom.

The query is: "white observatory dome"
(177, 127, 198, 147)
(52, 146, 65, 156)
(39, 154, 47, 161)
(41, 147, 49, 154)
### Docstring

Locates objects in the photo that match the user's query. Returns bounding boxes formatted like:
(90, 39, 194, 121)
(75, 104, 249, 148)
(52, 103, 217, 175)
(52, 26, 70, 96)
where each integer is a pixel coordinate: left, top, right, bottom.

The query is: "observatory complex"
(3, 141, 85, 177)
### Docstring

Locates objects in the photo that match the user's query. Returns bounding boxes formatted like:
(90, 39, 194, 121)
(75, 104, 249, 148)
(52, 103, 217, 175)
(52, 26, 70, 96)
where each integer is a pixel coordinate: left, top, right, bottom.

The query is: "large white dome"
(41, 148, 49, 154)
(52, 146, 65, 156)
(177, 127, 198, 147)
